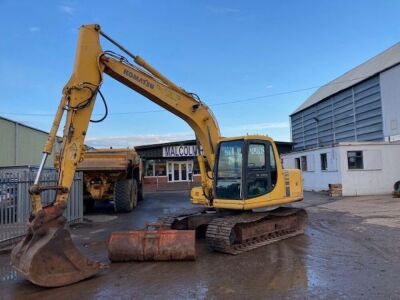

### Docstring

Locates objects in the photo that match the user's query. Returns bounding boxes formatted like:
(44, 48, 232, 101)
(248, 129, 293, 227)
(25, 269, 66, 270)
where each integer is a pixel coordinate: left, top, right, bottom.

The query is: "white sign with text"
(162, 145, 203, 157)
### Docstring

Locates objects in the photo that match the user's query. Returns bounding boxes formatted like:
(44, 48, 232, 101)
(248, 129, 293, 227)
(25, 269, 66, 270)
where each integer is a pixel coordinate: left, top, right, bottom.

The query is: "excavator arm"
(11, 24, 221, 287)
(32, 24, 220, 213)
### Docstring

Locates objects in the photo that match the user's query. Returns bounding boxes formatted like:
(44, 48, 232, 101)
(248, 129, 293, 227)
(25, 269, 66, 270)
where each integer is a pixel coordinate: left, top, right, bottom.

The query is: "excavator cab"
(215, 138, 278, 200)
(200, 135, 303, 211)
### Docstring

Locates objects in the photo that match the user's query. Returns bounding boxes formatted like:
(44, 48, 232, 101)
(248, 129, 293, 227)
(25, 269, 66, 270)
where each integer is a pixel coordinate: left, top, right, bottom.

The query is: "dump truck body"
(77, 148, 143, 212)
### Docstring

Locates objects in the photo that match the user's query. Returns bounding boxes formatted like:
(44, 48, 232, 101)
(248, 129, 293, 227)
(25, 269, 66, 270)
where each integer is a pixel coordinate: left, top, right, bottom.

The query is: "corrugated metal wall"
(291, 75, 383, 150)
(0, 117, 60, 167)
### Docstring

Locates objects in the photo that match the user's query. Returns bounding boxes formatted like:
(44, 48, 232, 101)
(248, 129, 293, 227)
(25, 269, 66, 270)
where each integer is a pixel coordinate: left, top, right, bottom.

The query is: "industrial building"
(283, 43, 400, 196)
(136, 139, 294, 191)
(0, 116, 61, 167)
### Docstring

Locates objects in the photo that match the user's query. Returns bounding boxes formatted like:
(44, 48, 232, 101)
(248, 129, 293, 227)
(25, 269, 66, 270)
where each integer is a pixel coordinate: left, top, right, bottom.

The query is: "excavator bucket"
(11, 205, 106, 287)
(108, 224, 195, 261)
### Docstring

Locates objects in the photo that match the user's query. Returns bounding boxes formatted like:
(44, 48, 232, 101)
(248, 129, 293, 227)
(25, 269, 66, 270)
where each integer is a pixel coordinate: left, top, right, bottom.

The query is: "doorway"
(167, 161, 193, 182)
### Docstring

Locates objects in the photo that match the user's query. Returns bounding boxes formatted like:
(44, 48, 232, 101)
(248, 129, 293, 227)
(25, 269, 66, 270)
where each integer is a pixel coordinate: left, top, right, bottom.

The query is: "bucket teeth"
(11, 205, 107, 287)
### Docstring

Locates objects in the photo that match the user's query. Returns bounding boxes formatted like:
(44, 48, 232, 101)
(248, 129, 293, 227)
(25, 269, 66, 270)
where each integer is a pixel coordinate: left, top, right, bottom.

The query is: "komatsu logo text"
(123, 69, 154, 89)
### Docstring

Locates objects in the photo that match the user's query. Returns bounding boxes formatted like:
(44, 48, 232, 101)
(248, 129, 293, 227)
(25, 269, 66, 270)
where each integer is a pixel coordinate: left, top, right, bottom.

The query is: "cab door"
(244, 141, 272, 199)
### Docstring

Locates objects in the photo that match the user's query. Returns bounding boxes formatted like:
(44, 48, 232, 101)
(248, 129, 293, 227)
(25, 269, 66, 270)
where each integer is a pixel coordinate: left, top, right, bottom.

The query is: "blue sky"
(1, 0, 400, 147)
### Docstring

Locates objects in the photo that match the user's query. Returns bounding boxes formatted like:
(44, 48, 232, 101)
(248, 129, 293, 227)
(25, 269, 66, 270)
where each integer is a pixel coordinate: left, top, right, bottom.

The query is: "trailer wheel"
(114, 179, 137, 212)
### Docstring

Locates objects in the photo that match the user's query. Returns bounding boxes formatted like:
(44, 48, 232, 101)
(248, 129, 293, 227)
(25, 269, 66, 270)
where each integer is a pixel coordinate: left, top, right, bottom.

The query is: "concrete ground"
(1, 191, 400, 299)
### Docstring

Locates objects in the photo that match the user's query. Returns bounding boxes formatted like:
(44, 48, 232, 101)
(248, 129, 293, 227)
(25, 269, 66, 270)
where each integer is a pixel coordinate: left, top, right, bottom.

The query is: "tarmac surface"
(1, 191, 400, 299)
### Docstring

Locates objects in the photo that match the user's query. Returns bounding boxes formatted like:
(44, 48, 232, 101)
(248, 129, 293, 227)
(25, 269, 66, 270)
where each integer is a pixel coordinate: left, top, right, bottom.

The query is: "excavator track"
(159, 207, 307, 254)
(206, 207, 307, 254)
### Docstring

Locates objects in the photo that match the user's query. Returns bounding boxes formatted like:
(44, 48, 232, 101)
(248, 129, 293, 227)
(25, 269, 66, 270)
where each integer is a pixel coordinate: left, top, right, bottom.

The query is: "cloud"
(207, 6, 239, 14)
(28, 27, 40, 33)
(59, 5, 74, 14)
(86, 132, 195, 148)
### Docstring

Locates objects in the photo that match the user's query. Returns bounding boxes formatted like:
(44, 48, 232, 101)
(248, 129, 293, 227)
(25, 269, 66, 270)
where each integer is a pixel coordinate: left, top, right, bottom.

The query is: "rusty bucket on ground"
(108, 224, 196, 262)
(11, 205, 106, 287)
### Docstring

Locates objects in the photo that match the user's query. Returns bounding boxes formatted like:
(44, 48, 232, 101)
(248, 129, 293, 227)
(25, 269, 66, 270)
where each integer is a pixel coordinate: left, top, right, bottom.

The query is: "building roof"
(0, 115, 52, 135)
(292, 42, 400, 115)
(0, 115, 64, 143)
(134, 139, 198, 150)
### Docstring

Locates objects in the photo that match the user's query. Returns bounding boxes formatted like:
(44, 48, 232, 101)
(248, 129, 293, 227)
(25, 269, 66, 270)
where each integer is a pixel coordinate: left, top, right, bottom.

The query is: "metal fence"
(0, 166, 83, 246)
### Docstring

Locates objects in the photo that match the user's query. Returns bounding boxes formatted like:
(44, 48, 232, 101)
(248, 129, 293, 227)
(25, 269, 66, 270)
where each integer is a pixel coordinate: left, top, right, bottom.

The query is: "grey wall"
(0, 117, 61, 167)
(291, 75, 384, 150)
(380, 64, 400, 140)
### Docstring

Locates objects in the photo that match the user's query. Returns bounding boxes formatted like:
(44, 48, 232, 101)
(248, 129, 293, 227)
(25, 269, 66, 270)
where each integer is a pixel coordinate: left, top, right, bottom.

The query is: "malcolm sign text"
(162, 145, 203, 157)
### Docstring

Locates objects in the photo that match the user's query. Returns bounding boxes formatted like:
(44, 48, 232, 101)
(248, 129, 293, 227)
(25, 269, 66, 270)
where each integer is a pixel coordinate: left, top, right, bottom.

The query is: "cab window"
(247, 143, 268, 198)
(215, 140, 243, 199)
(248, 144, 265, 169)
(270, 144, 277, 188)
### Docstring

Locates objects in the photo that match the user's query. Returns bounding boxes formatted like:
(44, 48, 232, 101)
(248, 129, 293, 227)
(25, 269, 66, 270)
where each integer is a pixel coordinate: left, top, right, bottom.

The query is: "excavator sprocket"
(206, 207, 307, 254)
(11, 204, 106, 287)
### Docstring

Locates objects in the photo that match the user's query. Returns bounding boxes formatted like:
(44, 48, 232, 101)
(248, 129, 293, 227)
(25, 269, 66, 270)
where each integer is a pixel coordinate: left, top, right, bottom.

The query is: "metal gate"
(0, 166, 83, 246)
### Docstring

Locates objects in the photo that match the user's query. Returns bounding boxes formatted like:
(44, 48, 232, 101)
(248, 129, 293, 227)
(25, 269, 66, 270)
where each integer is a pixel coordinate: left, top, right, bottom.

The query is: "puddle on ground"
(89, 228, 106, 234)
(0, 264, 21, 282)
(162, 207, 205, 215)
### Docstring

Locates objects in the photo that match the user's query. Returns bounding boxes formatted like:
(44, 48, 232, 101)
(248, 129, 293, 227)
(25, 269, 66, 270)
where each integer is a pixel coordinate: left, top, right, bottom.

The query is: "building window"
(167, 162, 173, 181)
(145, 160, 155, 176)
(320, 153, 327, 171)
(347, 151, 363, 169)
(188, 163, 193, 181)
(301, 156, 308, 171)
(295, 158, 300, 169)
(155, 162, 166, 176)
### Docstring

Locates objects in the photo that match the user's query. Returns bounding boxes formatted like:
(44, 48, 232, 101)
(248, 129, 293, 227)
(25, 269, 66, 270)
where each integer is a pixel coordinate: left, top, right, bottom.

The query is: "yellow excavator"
(11, 24, 306, 287)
